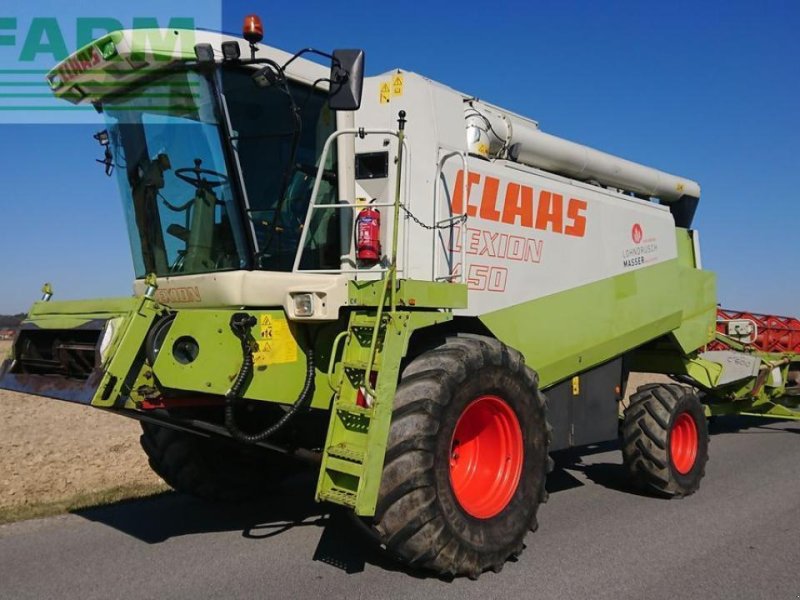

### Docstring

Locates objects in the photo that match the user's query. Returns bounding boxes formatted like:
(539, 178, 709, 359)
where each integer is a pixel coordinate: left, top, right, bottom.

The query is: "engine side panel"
(546, 357, 624, 452)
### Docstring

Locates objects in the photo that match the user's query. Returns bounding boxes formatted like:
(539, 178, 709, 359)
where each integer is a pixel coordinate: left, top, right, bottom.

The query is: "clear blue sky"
(0, 1, 798, 315)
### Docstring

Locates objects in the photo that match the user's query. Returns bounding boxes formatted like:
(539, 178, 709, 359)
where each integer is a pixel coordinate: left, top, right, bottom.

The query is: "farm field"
(0, 341, 167, 523)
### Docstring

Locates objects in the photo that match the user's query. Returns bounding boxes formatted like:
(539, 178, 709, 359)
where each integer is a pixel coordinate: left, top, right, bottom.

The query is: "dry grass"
(0, 483, 168, 525)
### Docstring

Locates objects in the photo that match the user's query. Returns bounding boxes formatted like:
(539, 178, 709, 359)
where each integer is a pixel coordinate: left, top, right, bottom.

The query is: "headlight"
(293, 293, 314, 317)
(98, 319, 118, 364)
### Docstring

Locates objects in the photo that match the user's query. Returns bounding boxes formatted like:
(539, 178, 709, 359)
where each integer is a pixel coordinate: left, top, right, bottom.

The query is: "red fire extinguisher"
(355, 203, 381, 264)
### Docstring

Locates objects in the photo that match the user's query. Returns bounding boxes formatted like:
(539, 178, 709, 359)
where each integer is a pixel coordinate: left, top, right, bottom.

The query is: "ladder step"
(318, 486, 357, 508)
(335, 406, 372, 433)
(337, 404, 372, 418)
(326, 443, 365, 463)
(343, 359, 381, 372)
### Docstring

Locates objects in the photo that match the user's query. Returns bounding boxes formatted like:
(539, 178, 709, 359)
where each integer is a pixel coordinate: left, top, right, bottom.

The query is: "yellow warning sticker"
(379, 82, 391, 104)
(571, 376, 580, 396)
(392, 74, 403, 97)
(253, 314, 298, 366)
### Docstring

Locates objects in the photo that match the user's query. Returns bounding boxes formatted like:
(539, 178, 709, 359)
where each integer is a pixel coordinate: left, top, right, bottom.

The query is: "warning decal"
(380, 82, 391, 104)
(380, 75, 404, 103)
(392, 74, 403, 96)
(253, 314, 298, 366)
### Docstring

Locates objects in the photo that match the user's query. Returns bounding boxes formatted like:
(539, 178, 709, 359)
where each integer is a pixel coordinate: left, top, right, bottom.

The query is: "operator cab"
(85, 16, 364, 280)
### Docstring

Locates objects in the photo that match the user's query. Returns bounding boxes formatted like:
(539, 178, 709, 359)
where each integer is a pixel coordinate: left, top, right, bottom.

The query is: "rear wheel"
(621, 383, 708, 497)
(140, 422, 292, 502)
(371, 335, 550, 579)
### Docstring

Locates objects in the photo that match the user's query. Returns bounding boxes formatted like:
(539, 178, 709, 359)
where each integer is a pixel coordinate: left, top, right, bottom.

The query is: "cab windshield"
(221, 67, 339, 271)
(105, 70, 247, 278)
(104, 67, 339, 278)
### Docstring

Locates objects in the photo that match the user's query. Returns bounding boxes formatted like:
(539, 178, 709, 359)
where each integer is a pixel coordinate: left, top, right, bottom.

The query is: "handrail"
(293, 116, 464, 401)
(291, 128, 411, 273)
(432, 150, 468, 283)
(327, 330, 350, 392)
(363, 112, 408, 398)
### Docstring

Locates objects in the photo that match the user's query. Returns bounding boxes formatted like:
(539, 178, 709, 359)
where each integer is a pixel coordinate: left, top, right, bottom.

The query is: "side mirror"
(329, 49, 364, 111)
(93, 129, 114, 177)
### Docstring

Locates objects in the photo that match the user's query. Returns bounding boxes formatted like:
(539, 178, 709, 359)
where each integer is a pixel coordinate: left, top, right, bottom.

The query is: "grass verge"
(0, 482, 170, 526)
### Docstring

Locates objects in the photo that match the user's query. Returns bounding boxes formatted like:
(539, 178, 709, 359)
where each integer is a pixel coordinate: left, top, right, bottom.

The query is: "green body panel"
(628, 350, 723, 389)
(91, 298, 161, 408)
(668, 230, 718, 353)
(145, 278, 464, 412)
(25, 297, 147, 327)
(349, 279, 468, 309)
(478, 261, 679, 389)
(479, 228, 717, 389)
(150, 309, 342, 410)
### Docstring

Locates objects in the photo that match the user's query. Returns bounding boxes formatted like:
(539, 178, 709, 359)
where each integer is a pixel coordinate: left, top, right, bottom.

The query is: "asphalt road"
(2, 416, 799, 600)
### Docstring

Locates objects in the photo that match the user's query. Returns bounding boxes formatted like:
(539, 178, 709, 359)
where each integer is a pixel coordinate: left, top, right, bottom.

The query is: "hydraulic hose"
(224, 312, 315, 444)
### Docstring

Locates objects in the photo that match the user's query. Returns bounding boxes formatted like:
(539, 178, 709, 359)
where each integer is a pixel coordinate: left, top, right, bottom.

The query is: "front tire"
(371, 335, 550, 579)
(140, 422, 292, 502)
(621, 383, 709, 497)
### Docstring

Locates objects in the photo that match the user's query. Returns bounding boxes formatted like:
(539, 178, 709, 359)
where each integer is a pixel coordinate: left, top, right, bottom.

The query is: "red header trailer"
(711, 309, 800, 354)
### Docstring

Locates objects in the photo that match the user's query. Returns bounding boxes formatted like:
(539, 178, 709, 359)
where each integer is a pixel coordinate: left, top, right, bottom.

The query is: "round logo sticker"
(631, 223, 643, 244)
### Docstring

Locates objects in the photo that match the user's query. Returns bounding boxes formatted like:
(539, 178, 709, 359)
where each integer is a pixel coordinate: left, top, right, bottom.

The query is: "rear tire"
(371, 335, 550, 579)
(621, 383, 708, 497)
(140, 422, 291, 502)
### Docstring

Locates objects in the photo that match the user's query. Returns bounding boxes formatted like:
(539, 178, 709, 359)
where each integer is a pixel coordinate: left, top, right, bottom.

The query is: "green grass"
(0, 482, 170, 525)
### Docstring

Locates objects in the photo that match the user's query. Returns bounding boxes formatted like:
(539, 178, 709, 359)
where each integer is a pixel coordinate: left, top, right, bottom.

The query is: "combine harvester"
(2, 15, 798, 578)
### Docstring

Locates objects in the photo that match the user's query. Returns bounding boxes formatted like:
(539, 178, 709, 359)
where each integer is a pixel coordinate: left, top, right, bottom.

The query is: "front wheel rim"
(670, 411, 699, 475)
(449, 395, 524, 519)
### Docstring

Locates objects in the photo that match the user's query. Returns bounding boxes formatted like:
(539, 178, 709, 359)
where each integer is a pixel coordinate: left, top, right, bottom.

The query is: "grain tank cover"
(464, 100, 701, 205)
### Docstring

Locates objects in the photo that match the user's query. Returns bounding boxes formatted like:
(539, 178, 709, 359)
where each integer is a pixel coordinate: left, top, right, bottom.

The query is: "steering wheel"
(174, 158, 229, 190)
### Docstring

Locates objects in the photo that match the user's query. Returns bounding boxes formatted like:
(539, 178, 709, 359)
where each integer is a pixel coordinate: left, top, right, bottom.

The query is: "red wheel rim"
(449, 395, 524, 519)
(670, 412, 698, 475)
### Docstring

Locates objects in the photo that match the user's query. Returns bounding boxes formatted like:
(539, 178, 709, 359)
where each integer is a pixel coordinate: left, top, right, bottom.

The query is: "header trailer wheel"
(621, 383, 709, 497)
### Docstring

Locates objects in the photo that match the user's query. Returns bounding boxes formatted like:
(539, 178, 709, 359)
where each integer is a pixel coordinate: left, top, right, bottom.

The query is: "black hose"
(670, 373, 715, 398)
(224, 312, 315, 444)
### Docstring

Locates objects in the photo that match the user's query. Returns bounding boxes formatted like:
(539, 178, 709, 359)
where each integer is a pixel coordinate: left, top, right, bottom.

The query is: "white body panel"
(349, 71, 678, 316)
(440, 160, 677, 316)
(133, 271, 349, 320)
